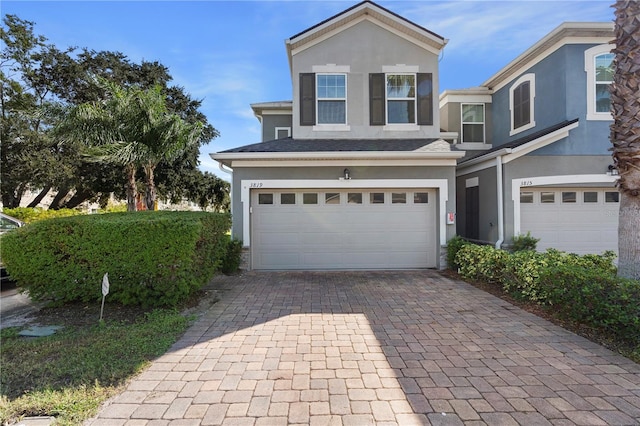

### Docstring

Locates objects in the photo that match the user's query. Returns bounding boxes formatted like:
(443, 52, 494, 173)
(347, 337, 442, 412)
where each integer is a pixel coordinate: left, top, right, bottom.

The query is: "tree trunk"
(61, 189, 93, 210)
(27, 187, 50, 208)
(125, 164, 137, 212)
(611, 0, 640, 279)
(144, 164, 156, 211)
(49, 187, 71, 210)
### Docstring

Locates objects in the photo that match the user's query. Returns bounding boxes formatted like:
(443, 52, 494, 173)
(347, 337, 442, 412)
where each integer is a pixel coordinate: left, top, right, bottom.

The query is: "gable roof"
(458, 118, 580, 169)
(285, 1, 447, 68)
(483, 22, 613, 92)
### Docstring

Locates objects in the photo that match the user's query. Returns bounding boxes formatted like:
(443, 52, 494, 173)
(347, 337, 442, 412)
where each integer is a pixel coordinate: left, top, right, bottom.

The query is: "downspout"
(495, 155, 505, 249)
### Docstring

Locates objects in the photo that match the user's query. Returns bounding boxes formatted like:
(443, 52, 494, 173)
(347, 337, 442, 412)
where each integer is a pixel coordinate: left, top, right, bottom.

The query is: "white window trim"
(386, 73, 417, 126)
(274, 127, 291, 139)
(585, 44, 614, 121)
(241, 179, 449, 248)
(461, 103, 485, 143)
(509, 73, 536, 136)
(315, 73, 347, 126)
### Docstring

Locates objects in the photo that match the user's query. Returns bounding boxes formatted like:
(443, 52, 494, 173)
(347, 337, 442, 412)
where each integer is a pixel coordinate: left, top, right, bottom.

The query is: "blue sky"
(3, 1, 613, 178)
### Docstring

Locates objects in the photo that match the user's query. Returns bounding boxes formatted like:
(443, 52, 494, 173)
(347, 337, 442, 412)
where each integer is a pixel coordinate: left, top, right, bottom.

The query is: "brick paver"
(89, 271, 640, 425)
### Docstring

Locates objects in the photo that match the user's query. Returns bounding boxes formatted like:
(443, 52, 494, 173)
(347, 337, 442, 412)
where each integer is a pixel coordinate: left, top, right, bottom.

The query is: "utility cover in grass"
(19, 325, 62, 337)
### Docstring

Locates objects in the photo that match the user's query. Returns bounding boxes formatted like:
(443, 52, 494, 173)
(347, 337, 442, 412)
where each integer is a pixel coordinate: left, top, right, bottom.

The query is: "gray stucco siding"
(230, 165, 457, 244)
(291, 20, 440, 140)
(261, 114, 293, 141)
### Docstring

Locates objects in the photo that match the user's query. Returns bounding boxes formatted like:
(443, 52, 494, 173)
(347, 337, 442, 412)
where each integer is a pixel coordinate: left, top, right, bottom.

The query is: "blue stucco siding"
(490, 43, 611, 156)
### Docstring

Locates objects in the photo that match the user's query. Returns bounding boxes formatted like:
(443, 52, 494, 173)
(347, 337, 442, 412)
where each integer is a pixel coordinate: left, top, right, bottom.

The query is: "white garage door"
(520, 187, 619, 255)
(251, 189, 437, 270)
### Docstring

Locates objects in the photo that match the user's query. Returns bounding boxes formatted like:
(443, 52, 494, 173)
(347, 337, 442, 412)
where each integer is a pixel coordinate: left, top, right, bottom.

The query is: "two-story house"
(441, 22, 618, 255)
(211, 1, 464, 270)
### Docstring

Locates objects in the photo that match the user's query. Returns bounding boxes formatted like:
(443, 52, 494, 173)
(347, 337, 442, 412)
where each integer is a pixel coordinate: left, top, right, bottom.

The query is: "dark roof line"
(459, 118, 580, 163)
(288, 0, 444, 43)
(219, 138, 440, 153)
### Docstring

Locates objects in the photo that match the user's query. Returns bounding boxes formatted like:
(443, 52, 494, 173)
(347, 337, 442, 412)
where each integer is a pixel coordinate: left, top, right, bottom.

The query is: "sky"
(3, 0, 614, 179)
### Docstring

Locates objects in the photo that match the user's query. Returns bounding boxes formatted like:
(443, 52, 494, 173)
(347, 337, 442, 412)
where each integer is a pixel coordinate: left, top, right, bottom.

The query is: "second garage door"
(251, 188, 437, 270)
(520, 187, 619, 255)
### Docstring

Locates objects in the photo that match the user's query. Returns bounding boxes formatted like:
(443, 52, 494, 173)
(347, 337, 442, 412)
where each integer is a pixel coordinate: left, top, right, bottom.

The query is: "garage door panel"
(252, 188, 436, 270)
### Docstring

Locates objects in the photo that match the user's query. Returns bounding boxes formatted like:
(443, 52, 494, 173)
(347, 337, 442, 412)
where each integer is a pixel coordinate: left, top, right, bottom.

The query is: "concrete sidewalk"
(89, 271, 640, 425)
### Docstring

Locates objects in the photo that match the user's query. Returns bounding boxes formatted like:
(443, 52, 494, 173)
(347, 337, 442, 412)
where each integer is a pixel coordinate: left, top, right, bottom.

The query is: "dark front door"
(465, 186, 479, 240)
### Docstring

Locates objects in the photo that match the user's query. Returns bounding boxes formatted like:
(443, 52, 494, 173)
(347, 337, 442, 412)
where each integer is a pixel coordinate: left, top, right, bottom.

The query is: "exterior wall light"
(344, 168, 351, 180)
(607, 164, 619, 176)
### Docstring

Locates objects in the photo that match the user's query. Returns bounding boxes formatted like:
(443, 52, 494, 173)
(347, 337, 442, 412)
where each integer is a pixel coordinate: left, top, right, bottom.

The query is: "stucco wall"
(291, 19, 440, 140)
(262, 114, 293, 141)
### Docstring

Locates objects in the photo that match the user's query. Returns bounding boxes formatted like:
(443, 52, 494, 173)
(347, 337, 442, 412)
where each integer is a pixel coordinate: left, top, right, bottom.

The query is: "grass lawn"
(0, 304, 195, 425)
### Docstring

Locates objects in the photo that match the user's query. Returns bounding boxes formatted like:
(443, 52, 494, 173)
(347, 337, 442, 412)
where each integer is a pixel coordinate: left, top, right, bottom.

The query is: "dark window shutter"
(369, 73, 385, 125)
(417, 73, 433, 125)
(513, 81, 530, 129)
(300, 73, 315, 126)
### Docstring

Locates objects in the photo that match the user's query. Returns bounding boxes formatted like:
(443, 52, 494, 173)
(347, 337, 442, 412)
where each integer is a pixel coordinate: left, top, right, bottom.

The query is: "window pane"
(348, 193, 362, 204)
(387, 75, 415, 98)
(303, 193, 318, 204)
(276, 128, 290, 139)
(325, 193, 340, 204)
(595, 54, 614, 82)
(463, 123, 484, 143)
(370, 192, 384, 204)
(281, 193, 295, 205)
(388, 100, 415, 123)
(596, 84, 611, 113)
(514, 81, 531, 129)
(317, 74, 345, 98)
(605, 191, 619, 203)
(520, 192, 534, 203)
(258, 193, 273, 205)
(541, 192, 555, 203)
(392, 192, 406, 204)
(462, 104, 484, 123)
(318, 100, 346, 124)
(584, 192, 598, 203)
(562, 192, 576, 203)
(414, 192, 429, 203)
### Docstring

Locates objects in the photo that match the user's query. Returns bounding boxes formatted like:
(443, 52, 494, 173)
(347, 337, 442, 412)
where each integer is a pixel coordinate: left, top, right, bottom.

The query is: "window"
(370, 193, 384, 204)
(461, 104, 485, 143)
(414, 192, 429, 204)
(299, 70, 349, 126)
(520, 192, 534, 203)
(392, 192, 406, 204)
(605, 191, 619, 203)
(369, 72, 433, 126)
(584, 192, 598, 203)
(275, 127, 291, 139)
(281, 193, 296, 205)
(541, 192, 555, 203)
(258, 194, 273, 205)
(562, 192, 577, 203)
(325, 193, 340, 204)
(509, 74, 535, 135)
(348, 193, 362, 204)
(303, 193, 318, 204)
(585, 44, 614, 120)
(317, 74, 346, 124)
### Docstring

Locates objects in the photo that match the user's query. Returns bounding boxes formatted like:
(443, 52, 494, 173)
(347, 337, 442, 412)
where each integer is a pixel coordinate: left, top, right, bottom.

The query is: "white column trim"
(241, 179, 449, 247)
(511, 174, 617, 236)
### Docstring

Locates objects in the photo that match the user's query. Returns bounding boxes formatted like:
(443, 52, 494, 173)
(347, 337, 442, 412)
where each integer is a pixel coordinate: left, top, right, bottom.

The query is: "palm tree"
(57, 80, 202, 211)
(610, 0, 640, 279)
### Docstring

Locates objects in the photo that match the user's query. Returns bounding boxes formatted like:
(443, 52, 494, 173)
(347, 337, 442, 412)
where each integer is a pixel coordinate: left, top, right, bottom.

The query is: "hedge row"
(3, 207, 85, 223)
(447, 238, 639, 345)
(0, 211, 235, 307)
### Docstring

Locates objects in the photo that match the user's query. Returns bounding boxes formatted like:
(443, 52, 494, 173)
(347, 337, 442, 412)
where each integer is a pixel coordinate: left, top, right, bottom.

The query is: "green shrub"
(3, 207, 84, 223)
(446, 235, 468, 270)
(539, 265, 640, 344)
(511, 231, 539, 252)
(221, 239, 243, 274)
(0, 211, 231, 307)
(456, 244, 509, 284)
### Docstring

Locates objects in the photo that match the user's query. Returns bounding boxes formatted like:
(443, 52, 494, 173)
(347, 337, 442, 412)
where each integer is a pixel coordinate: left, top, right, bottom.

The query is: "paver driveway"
(90, 271, 640, 425)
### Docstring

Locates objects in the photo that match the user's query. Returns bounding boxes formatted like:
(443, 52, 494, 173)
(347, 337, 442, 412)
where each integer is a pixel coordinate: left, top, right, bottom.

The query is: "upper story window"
(585, 44, 614, 121)
(369, 72, 433, 127)
(509, 73, 535, 136)
(461, 103, 485, 143)
(386, 74, 415, 124)
(317, 74, 346, 124)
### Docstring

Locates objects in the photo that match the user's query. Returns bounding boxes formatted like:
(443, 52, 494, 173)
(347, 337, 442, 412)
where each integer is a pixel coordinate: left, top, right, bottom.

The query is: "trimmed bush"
(3, 207, 84, 223)
(455, 244, 509, 284)
(511, 231, 539, 252)
(446, 235, 468, 271)
(221, 239, 243, 274)
(0, 211, 231, 307)
(539, 265, 640, 344)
